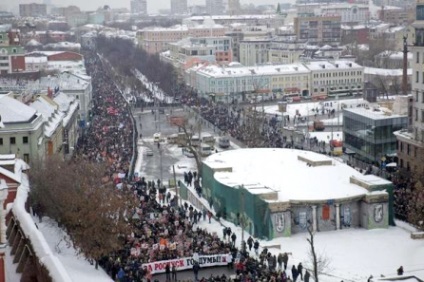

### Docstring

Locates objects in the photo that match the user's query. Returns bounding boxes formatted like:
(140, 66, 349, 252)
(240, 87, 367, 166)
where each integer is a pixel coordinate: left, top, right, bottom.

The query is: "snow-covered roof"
(344, 106, 407, 121)
(196, 63, 310, 78)
(364, 67, 412, 76)
(305, 60, 362, 71)
(26, 39, 42, 46)
(0, 95, 37, 123)
(30, 96, 64, 138)
(204, 148, 374, 202)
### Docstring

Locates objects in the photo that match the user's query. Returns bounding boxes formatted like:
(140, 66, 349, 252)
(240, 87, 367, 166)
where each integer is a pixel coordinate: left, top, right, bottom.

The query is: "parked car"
(145, 149, 154, 156)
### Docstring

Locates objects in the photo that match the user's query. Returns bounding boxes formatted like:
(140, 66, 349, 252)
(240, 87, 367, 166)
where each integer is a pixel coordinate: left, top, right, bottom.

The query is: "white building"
(306, 60, 364, 98)
(25, 56, 48, 72)
(187, 60, 364, 102)
(296, 2, 369, 24)
(239, 37, 271, 66)
(130, 0, 147, 15)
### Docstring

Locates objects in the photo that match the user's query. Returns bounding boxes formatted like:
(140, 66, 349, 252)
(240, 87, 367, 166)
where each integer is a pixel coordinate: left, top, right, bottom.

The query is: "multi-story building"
(130, 0, 148, 15)
(341, 24, 370, 45)
(0, 27, 25, 74)
(205, 0, 225, 16)
(239, 37, 271, 66)
(228, 0, 241, 15)
(268, 35, 307, 64)
(0, 95, 44, 163)
(294, 15, 342, 46)
(306, 60, 364, 97)
(187, 15, 283, 28)
(19, 3, 47, 17)
(162, 36, 232, 69)
(171, 0, 188, 15)
(137, 20, 227, 54)
(344, 104, 408, 165)
(377, 6, 415, 25)
(186, 59, 363, 102)
(226, 25, 273, 62)
(296, 2, 369, 24)
(395, 0, 424, 173)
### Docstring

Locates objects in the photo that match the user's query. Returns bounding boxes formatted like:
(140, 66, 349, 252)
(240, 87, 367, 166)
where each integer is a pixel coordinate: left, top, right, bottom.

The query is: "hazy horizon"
(1, 0, 295, 13)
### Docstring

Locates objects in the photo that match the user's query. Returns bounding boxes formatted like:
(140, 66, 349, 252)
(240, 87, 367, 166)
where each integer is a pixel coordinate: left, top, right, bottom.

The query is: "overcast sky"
(1, 0, 295, 13)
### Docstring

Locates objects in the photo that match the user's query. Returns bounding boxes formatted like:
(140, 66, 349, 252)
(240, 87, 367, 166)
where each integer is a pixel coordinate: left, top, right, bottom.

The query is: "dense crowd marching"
(80, 52, 314, 282)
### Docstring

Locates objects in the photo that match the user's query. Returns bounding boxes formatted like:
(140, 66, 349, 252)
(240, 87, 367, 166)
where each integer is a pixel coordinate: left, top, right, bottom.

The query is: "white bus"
(218, 136, 230, 149)
(200, 143, 212, 157)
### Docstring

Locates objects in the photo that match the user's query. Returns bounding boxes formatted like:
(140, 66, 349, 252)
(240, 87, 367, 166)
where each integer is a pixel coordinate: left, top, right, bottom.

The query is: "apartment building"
(171, 0, 188, 15)
(294, 15, 342, 46)
(137, 20, 227, 54)
(395, 0, 424, 173)
(19, 3, 47, 17)
(268, 35, 307, 64)
(239, 37, 271, 66)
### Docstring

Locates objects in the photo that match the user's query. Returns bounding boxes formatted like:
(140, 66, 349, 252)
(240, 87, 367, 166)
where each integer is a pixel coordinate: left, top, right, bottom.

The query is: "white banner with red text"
(141, 254, 230, 274)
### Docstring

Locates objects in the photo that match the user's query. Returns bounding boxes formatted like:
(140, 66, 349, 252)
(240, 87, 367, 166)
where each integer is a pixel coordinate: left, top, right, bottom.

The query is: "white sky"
(1, 0, 296, 13)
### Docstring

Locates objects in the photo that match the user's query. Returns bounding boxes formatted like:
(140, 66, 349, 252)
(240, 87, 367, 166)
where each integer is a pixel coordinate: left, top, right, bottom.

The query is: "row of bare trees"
(29, 156, 135, 269)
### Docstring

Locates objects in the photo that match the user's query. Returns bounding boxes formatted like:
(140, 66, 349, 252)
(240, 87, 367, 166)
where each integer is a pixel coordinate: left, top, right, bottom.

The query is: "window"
(416, 108, 419, 121)
(23, 154, 29, 164)
(422, 72, 424, 84)
(422, 110, 424, 122)
(0, 138, 2, 145)
(422, 92, 424, 103)
(417, 52, 420, 64)
(417, 71, 420, 83)
(10, 137, 16, 145)
(417, 90, 420, 102)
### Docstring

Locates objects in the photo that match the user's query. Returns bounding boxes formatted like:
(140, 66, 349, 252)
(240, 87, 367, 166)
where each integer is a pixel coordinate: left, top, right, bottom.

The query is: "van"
(218, 136, 230, 149)
(153, 133, 161, 143)
(200, 143, 212, 157)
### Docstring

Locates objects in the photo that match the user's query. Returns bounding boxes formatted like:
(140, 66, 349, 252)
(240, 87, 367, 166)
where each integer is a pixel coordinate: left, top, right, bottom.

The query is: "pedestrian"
(397, 266, 404, 275)
(247, 235, 253, 251)
(223, 227, 227, 240)
(282, 252, 289, 270)
(297, 262, 303, 280)
(193, 262, 200, 281)
(277, 253, 283, 270)
(292, 265, 299, 282)
(207, 211, 212, 223)
(253, 240, 260, 255)
(171, 264, 177, 281)
(304, 270, 310, 282)
(231, 232, 237, 247)
(165, 263, 171, 282)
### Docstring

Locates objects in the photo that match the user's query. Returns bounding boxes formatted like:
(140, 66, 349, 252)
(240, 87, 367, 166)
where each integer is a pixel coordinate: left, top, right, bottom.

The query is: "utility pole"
(402, 34, 408, 96)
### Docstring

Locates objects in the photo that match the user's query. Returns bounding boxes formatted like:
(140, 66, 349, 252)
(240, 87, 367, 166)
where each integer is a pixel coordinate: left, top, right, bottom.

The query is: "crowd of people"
(79, 51, 314, 282)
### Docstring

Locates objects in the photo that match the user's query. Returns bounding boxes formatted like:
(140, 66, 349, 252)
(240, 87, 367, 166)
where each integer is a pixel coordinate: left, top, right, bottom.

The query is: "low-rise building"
(239, 37, 271, 66)
(0, 95, 44, 163)
(343, 101, 408, 165)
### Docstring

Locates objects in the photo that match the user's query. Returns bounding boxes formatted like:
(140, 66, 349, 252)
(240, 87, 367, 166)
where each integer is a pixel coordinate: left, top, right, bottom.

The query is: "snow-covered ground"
(133, 69, 174, 103)
(34, 217, 113, 282)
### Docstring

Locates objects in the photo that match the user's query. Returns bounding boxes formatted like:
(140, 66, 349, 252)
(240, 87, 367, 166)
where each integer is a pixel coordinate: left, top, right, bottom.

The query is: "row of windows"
(314, 79, 362, 85)
(0, 136, 29, 145)
(313, 71, 362, 78)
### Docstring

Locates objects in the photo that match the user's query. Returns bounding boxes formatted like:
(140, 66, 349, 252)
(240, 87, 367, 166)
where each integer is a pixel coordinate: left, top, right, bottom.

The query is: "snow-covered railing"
(11, 181, 73, 282)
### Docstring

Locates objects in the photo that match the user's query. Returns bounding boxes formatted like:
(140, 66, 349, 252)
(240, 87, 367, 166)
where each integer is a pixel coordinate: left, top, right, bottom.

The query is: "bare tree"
(306, 223, 331, 282)
(29, 155, 135, 269)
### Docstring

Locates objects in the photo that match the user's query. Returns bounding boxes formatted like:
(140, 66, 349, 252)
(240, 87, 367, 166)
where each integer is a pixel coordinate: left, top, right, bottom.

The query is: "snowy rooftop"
(365, 67, 412, 76)
(188, 15, 276, 21)
(0, 95, 37, 123)
(344, 106, 407, 120)
(204, 148, 373, 202)
(305, 60, 362, 71)
(196, 63, 309, 78)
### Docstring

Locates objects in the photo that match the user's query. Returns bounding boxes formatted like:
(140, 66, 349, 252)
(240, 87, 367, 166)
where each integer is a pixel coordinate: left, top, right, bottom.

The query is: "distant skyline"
(1, 0, 295, 13)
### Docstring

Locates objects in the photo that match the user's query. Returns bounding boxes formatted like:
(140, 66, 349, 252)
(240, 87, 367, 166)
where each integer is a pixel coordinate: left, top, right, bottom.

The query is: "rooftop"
(0, 95, 37, 123)
(204, 148, 377, 202)
(344, 106, 407, 120)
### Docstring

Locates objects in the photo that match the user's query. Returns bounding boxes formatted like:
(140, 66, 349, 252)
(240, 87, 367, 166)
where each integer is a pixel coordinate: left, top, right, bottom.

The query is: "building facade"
(239, 38, 271, 66)
(294, 15, 342, 46)
(137, 22, 227, 54)
(130, 0, 148, 15)
(343, 106, 408, 165)
(19, 3, 47, 17)
(395, 0, 424, 173)
(170, 0, 188, 15)
(268, 35, 307, 64)
(205, 0, 225, 16)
